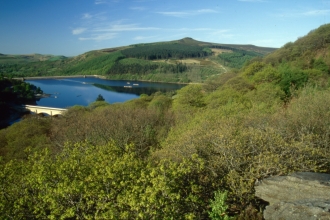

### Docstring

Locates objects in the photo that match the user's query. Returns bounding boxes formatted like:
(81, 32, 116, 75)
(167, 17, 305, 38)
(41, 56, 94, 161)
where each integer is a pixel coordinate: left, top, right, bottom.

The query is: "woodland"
(0, 78, 43, 128)
(1, 24, 330, 219)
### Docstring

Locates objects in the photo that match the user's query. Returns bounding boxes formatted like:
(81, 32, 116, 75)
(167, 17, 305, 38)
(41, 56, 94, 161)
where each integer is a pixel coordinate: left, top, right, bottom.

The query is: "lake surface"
(26, 77, 185, 108)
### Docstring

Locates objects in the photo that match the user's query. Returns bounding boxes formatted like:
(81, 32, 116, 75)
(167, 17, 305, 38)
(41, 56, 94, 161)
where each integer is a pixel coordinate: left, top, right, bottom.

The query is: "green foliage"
(203, 71, 238, 92)
(311, 58, 329, 73)
(105, 57, 192, 83)
(274, 86, 330, 149)
(265, 23, 330, 67)
(4, 25, 330, 219)
(0, 116, 52, 162)
(156, 85, 330, 211)
(0, 54, 67, 64)
(0, 78, 39, 103)
(242, 61, 266, 77)
(148, 93, 172, 113)
(223, 76, 254, 93)
(0, 42, 256, 84)
(209, 191, 231, 220)
(50, 103, 174, 157)
(278, 65, 308, 96)
(217, 50, 262, 69)
(251, 64, 281, 83)
(0, 78, 42, 127)
(172, 84, 205, 119)
(64, 51, 125, 75)
(107, 59, 189, 75)
(121, 43, 209, 60)
(203, 47, 213, 55)
(205, 87, 249, 110)
(0, 142, 215, 219)
(0, 51, 124, 77)
(245, 83, 285, 112)
(0, 141, 145, 219)
(88, 100, 109, 110)
(95, 94, 105, 101)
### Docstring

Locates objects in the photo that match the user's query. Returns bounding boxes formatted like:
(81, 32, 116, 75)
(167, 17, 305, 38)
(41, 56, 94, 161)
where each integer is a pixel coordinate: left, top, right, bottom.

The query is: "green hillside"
(0, 53, 67, 64)
(0, 38, 276, 83)
(130, 37, 276, 55)
(265, 24, 330, 67)
(1, 24, 330, 219)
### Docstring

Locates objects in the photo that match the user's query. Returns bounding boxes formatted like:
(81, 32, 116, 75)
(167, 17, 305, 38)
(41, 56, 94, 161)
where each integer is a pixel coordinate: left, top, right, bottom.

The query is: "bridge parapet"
(23, 105, 67, 116)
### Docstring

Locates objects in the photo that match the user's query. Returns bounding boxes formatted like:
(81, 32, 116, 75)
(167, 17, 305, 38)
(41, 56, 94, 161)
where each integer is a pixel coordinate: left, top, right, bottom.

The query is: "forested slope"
(0, 77, 43, 128)
(0, 38, 275, 83)
(121, 44, 210, 60)
(2, 25, 330, 219)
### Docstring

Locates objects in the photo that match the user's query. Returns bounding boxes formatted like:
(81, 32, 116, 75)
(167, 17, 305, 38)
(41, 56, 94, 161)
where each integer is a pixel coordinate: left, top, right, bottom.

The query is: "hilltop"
(0, 38, 276, 83)
(128, 37, 275, 55)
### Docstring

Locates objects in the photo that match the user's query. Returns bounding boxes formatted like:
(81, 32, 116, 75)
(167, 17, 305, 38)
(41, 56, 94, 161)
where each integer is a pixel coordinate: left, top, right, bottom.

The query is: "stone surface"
(255, 172, 330, 220)
(264, 199, 330, 220)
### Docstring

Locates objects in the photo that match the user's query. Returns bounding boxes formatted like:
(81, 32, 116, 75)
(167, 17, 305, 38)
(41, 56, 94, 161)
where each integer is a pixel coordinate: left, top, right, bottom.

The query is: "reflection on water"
(92, 83, 179, 96)
(26, 77, 185, 108)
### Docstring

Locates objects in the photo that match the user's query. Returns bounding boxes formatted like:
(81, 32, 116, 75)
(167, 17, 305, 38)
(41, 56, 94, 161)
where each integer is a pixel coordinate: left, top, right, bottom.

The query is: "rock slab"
(255, 172, 330, 220)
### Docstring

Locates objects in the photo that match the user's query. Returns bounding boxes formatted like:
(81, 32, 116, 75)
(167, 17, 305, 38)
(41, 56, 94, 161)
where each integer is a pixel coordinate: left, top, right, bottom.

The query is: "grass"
(211, 48, 232, 56)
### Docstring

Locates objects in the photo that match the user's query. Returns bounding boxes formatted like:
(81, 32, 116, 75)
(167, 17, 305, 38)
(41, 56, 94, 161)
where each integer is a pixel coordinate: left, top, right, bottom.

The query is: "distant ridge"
(0, 53, 67, 64)
(1, 38, 277, 59)
(127, 37, 277, 55)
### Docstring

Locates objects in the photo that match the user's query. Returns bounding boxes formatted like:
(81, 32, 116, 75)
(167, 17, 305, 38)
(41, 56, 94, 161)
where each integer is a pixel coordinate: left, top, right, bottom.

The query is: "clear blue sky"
(1, 0, 329, 56)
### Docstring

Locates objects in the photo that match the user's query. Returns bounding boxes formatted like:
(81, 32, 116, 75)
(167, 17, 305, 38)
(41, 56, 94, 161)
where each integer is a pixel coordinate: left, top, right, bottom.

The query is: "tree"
(95, 94, 105, 101)
(0, 141, 215, 219)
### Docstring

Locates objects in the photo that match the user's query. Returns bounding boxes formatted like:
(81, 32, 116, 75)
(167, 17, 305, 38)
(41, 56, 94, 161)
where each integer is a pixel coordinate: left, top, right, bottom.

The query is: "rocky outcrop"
(255, 172, 330, 220)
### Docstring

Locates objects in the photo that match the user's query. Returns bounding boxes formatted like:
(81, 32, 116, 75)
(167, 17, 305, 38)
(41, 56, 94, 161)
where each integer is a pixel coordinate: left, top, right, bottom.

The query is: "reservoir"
(26, 77, 185, 108)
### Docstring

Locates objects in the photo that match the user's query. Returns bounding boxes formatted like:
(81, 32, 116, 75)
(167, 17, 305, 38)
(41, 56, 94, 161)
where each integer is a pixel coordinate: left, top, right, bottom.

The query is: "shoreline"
(13, 75, 107, 81)
(13, 75, 194, 85)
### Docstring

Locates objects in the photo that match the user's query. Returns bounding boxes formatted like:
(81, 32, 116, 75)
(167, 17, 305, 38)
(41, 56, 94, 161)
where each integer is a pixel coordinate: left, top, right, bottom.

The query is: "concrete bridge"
(23, 105, 67, 116)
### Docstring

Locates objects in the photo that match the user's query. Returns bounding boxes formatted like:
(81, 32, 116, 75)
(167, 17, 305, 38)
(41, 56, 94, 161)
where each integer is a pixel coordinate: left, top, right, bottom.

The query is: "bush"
(209, 190, 231, 220)
(273, 86, 330, 154)
(0, 142, 216, 219)
(156, 100, 330, 211)
(278, 65, 308, 96)
(50, 103, 174, 157)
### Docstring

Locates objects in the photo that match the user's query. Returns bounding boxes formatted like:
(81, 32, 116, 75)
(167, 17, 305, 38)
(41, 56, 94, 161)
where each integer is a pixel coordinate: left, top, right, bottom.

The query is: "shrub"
(0, 142, 216, 219)
(209, 190, 231, 220)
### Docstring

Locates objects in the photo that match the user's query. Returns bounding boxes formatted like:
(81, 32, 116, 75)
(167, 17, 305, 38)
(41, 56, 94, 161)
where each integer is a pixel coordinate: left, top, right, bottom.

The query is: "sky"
(1, 0, 330, 56)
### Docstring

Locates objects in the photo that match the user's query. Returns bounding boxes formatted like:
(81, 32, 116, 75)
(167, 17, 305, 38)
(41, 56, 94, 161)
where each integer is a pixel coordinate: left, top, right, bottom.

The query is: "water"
(26, 77, 185, 108)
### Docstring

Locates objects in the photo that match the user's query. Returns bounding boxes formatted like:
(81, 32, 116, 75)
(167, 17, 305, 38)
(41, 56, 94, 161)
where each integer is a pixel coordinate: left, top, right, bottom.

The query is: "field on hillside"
(154, 58, 218, 65)
(211, 48, 232, 56)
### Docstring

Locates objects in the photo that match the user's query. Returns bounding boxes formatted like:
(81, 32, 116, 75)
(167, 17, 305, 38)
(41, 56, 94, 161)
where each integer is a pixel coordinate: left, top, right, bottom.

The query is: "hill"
(129, 37, 276, 55)
(0, 38, 277, 83)
(265, 23, 330, 67)
(0, 53, 67, 64)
